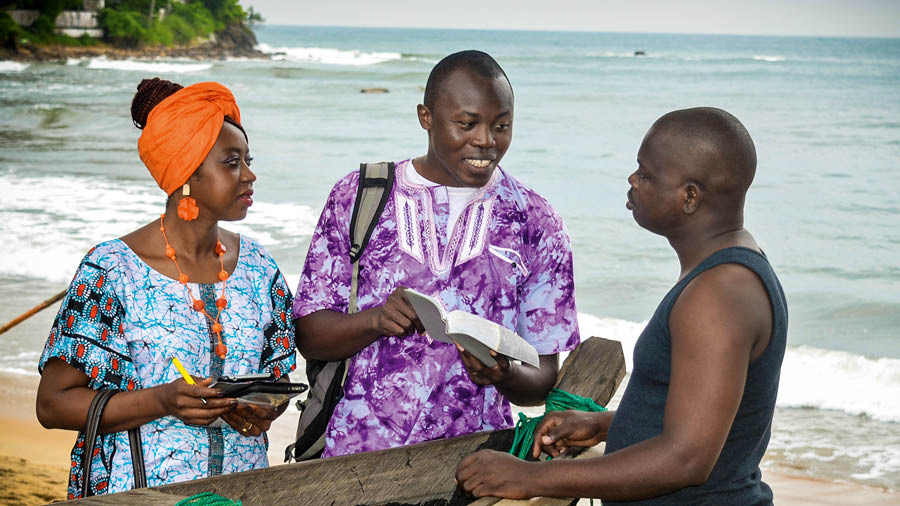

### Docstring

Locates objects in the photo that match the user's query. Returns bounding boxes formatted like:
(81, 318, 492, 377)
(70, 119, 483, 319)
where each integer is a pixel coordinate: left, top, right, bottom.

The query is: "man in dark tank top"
(456, 107, 787, 505)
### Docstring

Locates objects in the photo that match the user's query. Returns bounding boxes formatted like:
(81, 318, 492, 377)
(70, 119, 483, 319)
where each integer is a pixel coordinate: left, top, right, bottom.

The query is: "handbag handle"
(81, 389, 147, 497)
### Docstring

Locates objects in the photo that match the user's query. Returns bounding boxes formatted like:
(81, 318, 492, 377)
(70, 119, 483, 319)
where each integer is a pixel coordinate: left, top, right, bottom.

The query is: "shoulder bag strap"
(129, 426, 147, 489)
(81, 389, 146, 496)
(81, 389, 116, 497)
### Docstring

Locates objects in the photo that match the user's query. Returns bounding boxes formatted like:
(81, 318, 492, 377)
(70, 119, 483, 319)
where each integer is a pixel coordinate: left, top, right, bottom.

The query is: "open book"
(404, 288, 539, 368)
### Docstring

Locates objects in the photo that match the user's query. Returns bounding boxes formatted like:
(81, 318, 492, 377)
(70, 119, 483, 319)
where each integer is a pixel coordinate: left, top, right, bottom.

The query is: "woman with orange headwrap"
(34, 78, 297, 499)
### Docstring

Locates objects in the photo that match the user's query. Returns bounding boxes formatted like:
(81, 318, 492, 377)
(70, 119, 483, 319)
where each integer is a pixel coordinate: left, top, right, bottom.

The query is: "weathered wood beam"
(66, 337, 625, 506)
(61, 489, 187, 505)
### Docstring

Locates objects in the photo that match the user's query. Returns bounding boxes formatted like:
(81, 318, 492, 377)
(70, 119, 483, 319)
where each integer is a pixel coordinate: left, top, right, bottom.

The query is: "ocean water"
(1, 26, 899, 491)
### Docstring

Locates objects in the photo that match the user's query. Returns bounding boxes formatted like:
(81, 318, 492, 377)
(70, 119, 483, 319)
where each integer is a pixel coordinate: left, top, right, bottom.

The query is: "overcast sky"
(242, 0, 900, 38)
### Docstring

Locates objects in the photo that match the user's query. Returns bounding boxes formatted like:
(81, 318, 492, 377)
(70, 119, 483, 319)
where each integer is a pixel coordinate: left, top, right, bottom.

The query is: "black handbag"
(81, 389, 147, 497)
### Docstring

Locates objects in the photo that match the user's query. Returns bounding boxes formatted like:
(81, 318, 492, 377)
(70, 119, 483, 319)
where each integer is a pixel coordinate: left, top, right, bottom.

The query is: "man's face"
(626, 128, 687, 235)
(423, 68, 514, 187)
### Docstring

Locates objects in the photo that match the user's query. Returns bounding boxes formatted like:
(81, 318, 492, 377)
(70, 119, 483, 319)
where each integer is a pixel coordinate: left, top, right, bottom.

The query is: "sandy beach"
(0, 371, 895, 505)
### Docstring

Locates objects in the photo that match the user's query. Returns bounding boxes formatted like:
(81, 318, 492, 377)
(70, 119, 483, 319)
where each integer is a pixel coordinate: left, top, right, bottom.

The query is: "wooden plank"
(60, 489, 187, 505)
(69, 337, 625, 506)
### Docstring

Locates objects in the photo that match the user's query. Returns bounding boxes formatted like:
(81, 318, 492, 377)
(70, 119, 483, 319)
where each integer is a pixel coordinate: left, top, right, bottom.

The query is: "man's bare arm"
(295, 287, 424, 361)
(457, 264, 771, 500)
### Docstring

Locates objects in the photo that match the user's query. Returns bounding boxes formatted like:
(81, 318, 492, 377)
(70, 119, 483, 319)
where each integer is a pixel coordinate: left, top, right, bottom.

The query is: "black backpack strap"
(347, 161, 395, 313)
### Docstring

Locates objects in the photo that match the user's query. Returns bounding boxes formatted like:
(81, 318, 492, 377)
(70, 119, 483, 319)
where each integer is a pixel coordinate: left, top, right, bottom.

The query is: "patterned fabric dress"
(38, 237, 296, 499)
(294, 160, 580, 457)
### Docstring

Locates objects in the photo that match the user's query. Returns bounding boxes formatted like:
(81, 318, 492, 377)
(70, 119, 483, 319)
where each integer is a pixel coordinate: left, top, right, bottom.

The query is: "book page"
(404, 288, 540, 368)
(404, 288, 452, 343)
(495, 325, 540, 368)
(446, 312, 500, 367)
(447, 311, 539, 367)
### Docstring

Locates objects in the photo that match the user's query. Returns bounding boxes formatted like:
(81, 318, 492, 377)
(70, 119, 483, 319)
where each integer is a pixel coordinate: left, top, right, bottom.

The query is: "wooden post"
(68, 337, 626, 505)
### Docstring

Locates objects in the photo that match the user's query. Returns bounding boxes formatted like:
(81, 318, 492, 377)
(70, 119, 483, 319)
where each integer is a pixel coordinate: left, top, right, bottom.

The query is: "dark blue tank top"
(604, 247, 788, 505)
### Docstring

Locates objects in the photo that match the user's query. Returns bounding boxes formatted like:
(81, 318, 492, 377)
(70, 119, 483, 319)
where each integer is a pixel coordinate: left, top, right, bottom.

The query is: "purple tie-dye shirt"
(294, 160, 580, 457)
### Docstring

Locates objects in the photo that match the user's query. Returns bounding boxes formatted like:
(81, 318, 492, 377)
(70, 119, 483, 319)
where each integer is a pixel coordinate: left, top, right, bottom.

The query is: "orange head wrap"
(137, 81, 242, 196)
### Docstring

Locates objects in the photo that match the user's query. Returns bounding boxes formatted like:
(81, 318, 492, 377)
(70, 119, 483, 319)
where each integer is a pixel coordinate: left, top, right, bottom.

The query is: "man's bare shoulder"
(671, 262, 772, 356)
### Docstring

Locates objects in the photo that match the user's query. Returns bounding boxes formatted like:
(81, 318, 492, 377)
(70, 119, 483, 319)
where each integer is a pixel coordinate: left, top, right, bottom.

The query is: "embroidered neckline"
(394, 160, 500, 275)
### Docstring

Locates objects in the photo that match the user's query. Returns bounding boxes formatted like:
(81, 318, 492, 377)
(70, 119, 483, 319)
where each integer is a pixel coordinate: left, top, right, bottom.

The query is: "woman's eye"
(226, 158, 240, 168)
(495, 123, 510, 131)
(245, 157, 253, 167)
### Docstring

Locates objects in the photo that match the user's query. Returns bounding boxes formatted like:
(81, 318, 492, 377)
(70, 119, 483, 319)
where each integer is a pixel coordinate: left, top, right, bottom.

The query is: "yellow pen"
(171, 356, 207, 405)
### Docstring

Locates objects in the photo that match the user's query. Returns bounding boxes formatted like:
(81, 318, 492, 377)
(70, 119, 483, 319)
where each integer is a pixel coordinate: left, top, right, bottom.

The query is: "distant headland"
(0, 0, 266, 61)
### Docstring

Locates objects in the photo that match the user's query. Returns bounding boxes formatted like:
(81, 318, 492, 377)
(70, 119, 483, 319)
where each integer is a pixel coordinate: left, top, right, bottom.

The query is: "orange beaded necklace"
(159, 214, 230, 359)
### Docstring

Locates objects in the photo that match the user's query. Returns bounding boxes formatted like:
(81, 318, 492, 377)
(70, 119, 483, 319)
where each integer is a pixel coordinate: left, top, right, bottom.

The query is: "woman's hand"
(222, 403, 280, 437)
(156, 376, 236, 426)
(532, 410, 614, 458)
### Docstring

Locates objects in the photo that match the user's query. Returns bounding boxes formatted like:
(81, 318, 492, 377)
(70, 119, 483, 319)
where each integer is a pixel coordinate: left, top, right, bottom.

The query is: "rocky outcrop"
(210, 23, 258, 52)
(0, 22, 265, 62)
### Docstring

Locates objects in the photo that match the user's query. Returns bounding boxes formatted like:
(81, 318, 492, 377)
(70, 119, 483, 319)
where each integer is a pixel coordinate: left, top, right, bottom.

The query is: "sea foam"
(753, 55, 787, 62)
(84, 56, 213, 73)
(256, 44, 402, 66)
(0, 61, 28, 72)
(574, 314, 900, 423)
(0, 174, 318, 283)
(779, 346, 900, 422)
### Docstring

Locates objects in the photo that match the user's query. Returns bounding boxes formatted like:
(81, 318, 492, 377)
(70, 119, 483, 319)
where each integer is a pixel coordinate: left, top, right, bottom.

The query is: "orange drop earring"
(177, 183, 199, 221)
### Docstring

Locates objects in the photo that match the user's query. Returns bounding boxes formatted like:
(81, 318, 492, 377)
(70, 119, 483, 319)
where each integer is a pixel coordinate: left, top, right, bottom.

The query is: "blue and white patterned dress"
(38, 236, 297, 499)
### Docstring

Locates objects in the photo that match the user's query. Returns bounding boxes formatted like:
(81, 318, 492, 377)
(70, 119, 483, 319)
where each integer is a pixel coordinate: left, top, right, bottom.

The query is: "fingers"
(179, 404, 236, 426)
(488, 350, 511, 370)
(234, 404, 277, 430)
(458, 345, 512, 385)
(376, 287, 423, 337)
(241, 403, 279, 421)
(378, 304, 418, 337)
(455, 452, 479, 486)
(455, 450, 523, 499)
(180, 378, 224, 399)
(179, 392, 233, 411)
(222, 410, 265, 436)
(533, 414, 567, 458)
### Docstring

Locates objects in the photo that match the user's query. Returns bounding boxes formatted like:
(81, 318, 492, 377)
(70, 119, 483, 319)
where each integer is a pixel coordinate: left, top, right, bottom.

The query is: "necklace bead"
(159, 214, 230, 359)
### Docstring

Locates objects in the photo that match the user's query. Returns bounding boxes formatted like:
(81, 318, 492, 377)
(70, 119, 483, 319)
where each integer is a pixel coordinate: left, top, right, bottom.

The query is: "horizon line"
(249, 23, 900, 40)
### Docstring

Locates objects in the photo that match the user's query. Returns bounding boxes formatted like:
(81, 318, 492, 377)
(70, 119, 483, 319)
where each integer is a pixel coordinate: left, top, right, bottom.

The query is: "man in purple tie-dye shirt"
(293, 51, 580, 457)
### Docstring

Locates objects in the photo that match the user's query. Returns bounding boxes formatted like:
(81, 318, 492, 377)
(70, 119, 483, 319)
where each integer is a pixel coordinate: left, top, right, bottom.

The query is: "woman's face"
(188, 121, 255, 222)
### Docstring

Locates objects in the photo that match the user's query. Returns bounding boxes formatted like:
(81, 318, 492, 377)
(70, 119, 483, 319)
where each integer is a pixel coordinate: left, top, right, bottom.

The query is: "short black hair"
(423, 50, 512, 109)
(654, 107, 757, 195)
